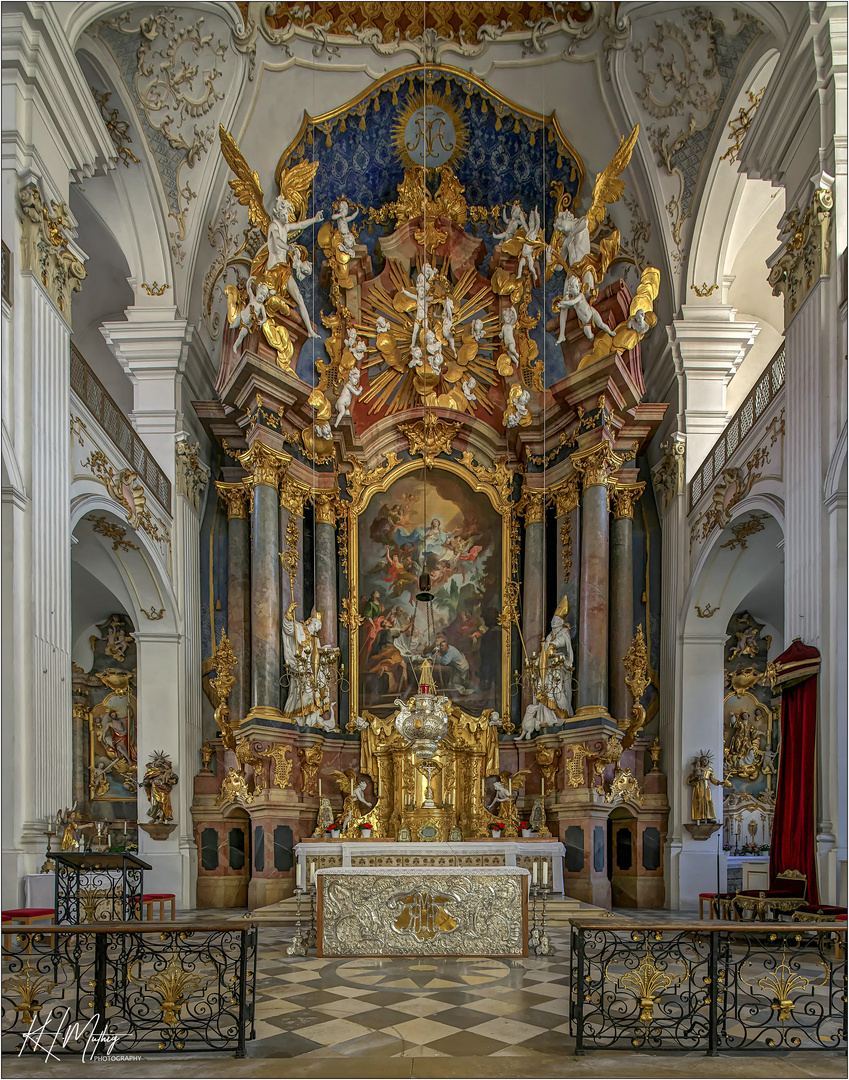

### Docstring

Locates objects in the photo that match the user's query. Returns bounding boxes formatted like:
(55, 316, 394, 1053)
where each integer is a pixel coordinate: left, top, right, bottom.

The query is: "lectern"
(55, 852, 152, 923)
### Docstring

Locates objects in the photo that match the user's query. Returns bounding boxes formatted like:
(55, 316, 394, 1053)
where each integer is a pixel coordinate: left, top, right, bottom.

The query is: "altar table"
(296, 838, 566, 893)
(316, 866, 529, 957)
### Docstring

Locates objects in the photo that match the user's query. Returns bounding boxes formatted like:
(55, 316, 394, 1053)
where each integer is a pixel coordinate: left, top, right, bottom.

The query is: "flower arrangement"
(491, 822, 505, 834)
(326, 821, 343, 836)
(360, 823, 372, 836)
(519, 821, 531, 830)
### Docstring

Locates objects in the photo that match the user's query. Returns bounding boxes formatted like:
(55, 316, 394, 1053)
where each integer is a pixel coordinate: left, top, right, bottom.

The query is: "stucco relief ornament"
(219, 126, 324, 365)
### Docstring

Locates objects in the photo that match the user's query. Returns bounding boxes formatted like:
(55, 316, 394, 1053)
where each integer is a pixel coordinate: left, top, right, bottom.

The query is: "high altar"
(190, 66, 670, 914)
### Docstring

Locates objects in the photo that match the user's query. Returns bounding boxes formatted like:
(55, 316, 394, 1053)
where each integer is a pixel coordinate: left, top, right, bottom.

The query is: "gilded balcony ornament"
(238, 441, 290, 489)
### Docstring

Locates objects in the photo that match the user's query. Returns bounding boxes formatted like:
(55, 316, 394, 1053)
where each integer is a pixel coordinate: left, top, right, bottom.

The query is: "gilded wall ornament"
(216, 767, 253, 807)
(720, 512, 769, 551)
(141, 281, 169, 296)
(86, 515, 140, 553)
(298, 743, 323, 795)
(612, 481, 645, 520)
(690, 281, 719, 297)
(91, 86, 140, 167)
(768, 181, 833, 318)
(695, 603, 719, 619)
(605, 767, 644, 806)
(398, 414, 461, 467)
(19, 183, 86, 319)
(651, 433, 685, 514)
(564, 743, 592, 787)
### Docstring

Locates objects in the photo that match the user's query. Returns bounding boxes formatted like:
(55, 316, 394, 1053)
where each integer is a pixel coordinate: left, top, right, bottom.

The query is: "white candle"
(542, 861, 549, 886)
(318, 779, 322, 799)
(378, 779, 382, 797)
(351, 778, 354, 796)
(508, 778, 512, 795)
(123, 820, 128, 838)
(297, 861, 305, 890)
(532, 860, 538, 885)
(309, 861, 315, 886)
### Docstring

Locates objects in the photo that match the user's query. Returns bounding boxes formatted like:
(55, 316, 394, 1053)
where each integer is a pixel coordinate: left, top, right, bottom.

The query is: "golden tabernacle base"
(315, 866, 529, 957)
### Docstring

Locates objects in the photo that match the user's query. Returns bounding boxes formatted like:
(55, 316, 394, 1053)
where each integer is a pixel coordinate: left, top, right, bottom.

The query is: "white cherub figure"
(424, 329, 444, 375)
(493, 202, 527, 242)
(505, 387, 531, 428)
(441, 297, 456, 353)
(231, 277, 271, 354)
(315, 421, 332, 440)
(516, 206, 541, 282)
(344, 326, 359, 350)
(556, 275, 609, 342)
(332, 198, 359, 255)
(471, 317, 486, 342)
(375, 316, 391, 334)
(401, 262, 436, 347)
(627, 308, 650, 335)
(350, 338, 368, 365)
(334, 367, 362, 427)
(408, 345, 424, 369)
(462, 377, 478, 404)
(499, 305, 520, 365)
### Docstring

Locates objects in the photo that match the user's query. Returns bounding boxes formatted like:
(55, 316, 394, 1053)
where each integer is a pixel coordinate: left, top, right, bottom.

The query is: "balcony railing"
(70, 342, 171, 513)
(689, 343, 786, 512)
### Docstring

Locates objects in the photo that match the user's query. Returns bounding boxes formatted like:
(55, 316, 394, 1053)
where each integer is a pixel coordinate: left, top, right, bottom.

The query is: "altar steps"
(245, 892, 617, 927)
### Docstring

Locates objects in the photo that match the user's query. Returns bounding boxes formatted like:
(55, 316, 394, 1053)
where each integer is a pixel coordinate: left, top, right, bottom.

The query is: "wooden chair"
(699, 892, 737, 920)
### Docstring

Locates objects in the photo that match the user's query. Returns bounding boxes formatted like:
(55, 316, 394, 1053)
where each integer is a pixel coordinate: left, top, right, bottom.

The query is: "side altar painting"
(357, 468, 502, 713)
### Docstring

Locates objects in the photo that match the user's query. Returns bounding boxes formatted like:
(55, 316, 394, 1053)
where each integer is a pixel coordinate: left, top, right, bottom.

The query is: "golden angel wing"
(219, 125, 269, 233)
(330, 768, 357, 792)
(586, 124, 639, 235)
(274, 157, 320, 221)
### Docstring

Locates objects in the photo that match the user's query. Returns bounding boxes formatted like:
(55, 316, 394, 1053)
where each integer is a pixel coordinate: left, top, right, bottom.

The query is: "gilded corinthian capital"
(312, 490, 339, 524)
(571, 442, 622, 489)
(279, 474, 312, 517)
(612, 481, 646, 520)
(552, 474, 580, 517)
(517, 488, 546, 525)
(238, 441, 290, 489)
(215, 481, 249, 519)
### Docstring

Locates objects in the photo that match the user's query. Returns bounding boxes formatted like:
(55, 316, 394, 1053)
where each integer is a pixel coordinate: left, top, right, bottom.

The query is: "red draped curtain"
(770, 640, 821, 905)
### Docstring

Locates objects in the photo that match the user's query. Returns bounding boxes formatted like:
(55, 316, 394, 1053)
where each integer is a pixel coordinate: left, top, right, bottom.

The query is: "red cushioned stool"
(2, 907, 55, 951)
(142, 893, 176, 920)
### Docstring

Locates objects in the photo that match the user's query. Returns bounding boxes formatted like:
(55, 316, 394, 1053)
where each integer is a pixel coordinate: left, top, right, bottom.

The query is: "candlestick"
(541, 778, 545, 800)
(318, 779, 322, 799)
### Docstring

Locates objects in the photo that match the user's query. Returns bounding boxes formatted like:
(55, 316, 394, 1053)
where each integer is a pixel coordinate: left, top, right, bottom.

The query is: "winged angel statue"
(220, 126, 325, 367)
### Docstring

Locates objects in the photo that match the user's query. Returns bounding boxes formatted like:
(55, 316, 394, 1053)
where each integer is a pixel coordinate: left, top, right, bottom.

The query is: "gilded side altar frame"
(344, 457, 514, 730)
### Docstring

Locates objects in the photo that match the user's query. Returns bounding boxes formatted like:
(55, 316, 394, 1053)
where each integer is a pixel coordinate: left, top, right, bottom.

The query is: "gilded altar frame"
(344, 456, 514, 730)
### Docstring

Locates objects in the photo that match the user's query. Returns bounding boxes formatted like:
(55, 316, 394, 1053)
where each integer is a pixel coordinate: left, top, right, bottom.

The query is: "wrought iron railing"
(689, 343, 786, 512)
(571, 919, 847, 1055)
(70, 342, 172, 513)
(2, 923, 256, 1058)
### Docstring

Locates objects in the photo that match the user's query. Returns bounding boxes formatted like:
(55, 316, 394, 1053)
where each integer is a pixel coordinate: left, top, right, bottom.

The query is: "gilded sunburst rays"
(357, 257, 501, 416)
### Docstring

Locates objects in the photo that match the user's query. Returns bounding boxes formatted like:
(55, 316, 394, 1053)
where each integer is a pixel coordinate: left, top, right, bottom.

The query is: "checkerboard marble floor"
(248, 925, 574, 1060)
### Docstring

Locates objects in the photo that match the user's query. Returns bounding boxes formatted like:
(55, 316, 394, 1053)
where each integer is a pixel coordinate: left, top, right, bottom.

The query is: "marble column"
(240, 442, 289, 720)
(553, 475, 580, 628)
(215, 482, 251, 723)
(574, 443, 621, 712)
(609, 483, 645, 720)
(313, 491, 339, 649)
(279, 476, 310, 620)
(521, 488, 546, 650)
(520, 490, 546, 714)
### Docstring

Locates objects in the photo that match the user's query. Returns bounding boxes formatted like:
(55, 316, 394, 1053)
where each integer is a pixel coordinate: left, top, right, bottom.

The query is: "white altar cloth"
(24, 871, 125, 913)
(296, 839, 566, 893)
(316, 866, 530, 957)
